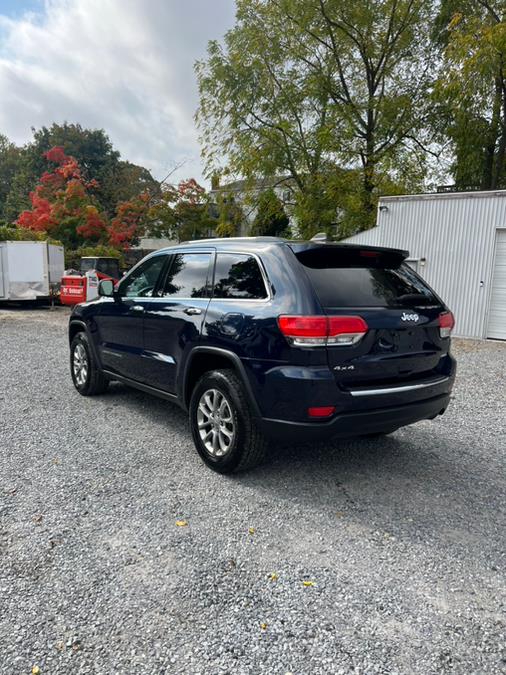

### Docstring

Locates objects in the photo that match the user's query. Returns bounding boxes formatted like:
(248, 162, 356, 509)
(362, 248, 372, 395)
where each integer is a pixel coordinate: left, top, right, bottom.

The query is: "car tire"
(189, 368, 267, 473)
(70, 332, 109, 396)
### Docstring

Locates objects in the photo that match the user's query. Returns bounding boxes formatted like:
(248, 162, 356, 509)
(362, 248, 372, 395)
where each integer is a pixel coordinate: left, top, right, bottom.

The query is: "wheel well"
(69, 322, 85, 345)
(184, 352, 238, 407)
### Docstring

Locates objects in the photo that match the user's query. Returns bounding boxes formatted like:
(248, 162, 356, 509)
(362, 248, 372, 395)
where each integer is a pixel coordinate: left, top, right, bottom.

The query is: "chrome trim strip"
(349, 377, 449, 397)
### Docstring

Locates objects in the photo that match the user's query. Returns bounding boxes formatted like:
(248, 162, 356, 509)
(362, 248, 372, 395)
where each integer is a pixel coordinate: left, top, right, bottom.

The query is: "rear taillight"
(308, 406, 336, 418)
(438, 311, 455, 338)
(277, 315, 368, 347)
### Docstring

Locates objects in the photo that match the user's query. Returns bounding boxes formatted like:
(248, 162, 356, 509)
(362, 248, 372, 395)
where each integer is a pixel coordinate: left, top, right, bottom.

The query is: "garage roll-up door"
(488, 230, 506, 340)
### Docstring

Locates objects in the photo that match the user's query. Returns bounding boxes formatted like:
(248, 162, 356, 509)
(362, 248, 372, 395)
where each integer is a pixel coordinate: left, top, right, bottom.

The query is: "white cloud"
(0, 0, 236, 182)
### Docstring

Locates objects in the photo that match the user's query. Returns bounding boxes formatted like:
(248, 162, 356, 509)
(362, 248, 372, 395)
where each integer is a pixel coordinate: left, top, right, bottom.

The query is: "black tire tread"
(190, 368, 267, 473)
(70, 332, 109, 396)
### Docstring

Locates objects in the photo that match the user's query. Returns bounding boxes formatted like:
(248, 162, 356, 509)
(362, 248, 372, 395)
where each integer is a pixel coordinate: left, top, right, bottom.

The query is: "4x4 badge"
(401, 312, 419, 322)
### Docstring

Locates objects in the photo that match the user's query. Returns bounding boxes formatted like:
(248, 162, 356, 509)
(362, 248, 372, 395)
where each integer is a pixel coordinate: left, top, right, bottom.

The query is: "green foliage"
(216, 193, 245, 237)
(0, 123, 160, 227)
(0, 135, 24, 222)
(147, 180, 217, 242)
(0, 225, 53, 242)
(434, 1, 506, 190)
(250, 189, 290, 237)
(64, 245, 124, 270)
(196, 0, 435, 231)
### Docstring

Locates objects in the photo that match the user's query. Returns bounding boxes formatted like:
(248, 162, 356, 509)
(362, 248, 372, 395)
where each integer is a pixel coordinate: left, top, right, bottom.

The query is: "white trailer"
(0, 240, 65, 302)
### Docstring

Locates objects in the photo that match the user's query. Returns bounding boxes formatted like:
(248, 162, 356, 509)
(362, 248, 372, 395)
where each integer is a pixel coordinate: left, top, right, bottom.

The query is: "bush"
(0, 225, 46, 242)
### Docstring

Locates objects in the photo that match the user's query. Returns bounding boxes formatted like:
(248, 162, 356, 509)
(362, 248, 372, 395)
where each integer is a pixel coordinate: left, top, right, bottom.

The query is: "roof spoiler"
(292, 244, 409, 268)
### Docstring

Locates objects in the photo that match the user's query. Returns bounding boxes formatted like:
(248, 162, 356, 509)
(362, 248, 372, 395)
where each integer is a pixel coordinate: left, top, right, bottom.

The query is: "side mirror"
(98, 278, 115, 297)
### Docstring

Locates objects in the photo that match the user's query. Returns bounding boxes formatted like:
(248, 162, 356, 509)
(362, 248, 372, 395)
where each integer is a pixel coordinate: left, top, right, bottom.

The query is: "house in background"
(343, 190, 506, 340)
(209, 176, 296, 235)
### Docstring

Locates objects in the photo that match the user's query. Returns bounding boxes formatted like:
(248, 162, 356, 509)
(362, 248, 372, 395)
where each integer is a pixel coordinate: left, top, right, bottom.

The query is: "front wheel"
(189, 369, 267, 473)
(70, 332, 109, 396)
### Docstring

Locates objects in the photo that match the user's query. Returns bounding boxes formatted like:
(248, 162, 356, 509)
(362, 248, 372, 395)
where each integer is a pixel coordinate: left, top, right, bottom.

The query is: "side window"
(119, 255, 166, 298)
(213, 253, 268, 299)
(160, 253, 211, 298)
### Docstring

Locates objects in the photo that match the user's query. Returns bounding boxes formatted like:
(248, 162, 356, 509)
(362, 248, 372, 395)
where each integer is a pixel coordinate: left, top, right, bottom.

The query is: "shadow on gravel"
(83, 381, 501, 548)
(239, 431, 500, 547)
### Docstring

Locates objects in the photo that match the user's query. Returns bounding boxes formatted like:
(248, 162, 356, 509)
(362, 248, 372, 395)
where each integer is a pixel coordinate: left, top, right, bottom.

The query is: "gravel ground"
(0, 306, 505, 675)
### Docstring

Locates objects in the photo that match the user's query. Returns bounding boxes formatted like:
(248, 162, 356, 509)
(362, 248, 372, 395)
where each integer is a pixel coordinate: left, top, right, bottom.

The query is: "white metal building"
(343, 190, 506, 340)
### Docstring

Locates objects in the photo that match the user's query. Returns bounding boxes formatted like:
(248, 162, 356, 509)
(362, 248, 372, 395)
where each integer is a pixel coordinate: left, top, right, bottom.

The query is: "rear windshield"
(296, 248, 439, 308)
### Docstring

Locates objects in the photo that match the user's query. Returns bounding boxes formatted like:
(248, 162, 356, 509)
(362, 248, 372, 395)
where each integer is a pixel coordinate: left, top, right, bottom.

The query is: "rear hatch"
(293, 245, 451, 388)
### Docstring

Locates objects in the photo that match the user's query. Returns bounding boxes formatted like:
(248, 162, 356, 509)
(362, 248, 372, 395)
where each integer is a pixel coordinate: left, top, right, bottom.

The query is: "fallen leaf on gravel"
(260, 622, 268, 630)
(32, 666, 40, 675)
(335, 511, 344, 518)
(302, 580, 315, 587)
(268, 573, 279, 581)
(175, 520, 188, 527)
(248, 527, 255, 535)
(33, 515, 43, 524)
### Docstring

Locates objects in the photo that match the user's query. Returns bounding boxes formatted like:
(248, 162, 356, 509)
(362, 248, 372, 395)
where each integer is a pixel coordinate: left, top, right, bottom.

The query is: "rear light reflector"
(438, 311, 455, 338)
(278, 315, 368, 347)
(308, 406, 336, 418)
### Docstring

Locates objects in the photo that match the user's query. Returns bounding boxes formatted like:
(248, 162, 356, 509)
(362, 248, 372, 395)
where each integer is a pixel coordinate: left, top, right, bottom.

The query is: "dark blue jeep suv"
(69, 237, 456, 473)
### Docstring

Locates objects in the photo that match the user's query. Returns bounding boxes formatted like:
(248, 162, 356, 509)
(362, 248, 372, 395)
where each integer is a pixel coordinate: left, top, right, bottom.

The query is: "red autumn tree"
(16, 146, 108, 248)
(16, 146, 150, 250)
(108, 192, 150, 248)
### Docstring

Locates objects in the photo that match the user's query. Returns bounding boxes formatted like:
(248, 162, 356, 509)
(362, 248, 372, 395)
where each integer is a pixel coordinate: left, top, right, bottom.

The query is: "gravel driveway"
(0, 307, 505, 675)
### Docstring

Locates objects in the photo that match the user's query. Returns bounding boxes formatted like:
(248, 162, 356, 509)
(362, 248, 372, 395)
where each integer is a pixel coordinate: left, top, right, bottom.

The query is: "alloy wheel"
(197, 388, 235, 457)
(73, 343, 88, 387)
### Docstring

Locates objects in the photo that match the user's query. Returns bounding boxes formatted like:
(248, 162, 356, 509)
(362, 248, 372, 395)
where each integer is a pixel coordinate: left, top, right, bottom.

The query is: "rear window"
(296, 248, 439, 308)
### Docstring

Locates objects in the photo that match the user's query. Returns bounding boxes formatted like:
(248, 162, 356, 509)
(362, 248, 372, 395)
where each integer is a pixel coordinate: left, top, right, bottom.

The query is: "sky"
(0, 0, 236, 184)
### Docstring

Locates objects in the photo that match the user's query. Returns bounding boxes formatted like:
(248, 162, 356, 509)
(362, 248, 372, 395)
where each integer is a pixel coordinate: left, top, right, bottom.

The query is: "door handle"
(131, 305, 145, 313)
(184, 307, 202, 315)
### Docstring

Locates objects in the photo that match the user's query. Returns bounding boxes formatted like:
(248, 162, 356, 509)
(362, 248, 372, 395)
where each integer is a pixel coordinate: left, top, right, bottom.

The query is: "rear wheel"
(70, 332, 109, 396)
(189, 369, 267, 473)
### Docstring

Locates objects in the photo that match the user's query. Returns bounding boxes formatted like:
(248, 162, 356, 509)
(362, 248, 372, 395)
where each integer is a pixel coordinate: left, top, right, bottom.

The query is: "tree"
(108, 192, 151, 248)
(196, 0, 434, 233)
(215, 193, 245, 237)
(147, 178, 217, 242)
(13, 123, 159, 218)
(250, 188, 290, 236)
(16, 146, 150, 250)
(17, 146, 108, 249)
(434, 1, 506, 189)
(0, 134, 23, 222)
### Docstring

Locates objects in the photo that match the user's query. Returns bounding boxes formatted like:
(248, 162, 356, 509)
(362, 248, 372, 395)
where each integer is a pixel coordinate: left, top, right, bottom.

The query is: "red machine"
(60, 257, 121, 306)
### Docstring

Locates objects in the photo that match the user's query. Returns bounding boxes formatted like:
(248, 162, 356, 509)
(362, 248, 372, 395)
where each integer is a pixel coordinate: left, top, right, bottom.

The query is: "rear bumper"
(258, 393, 451, 442)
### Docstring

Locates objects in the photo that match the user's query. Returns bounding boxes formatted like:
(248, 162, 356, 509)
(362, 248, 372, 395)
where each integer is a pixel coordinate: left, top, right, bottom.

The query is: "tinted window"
(213, 253, 267, 299)
(160, 253, 211, 298)
(297, 250, 438, 308)
(120, 255, 166, 298)
(95, 259, 120, 278)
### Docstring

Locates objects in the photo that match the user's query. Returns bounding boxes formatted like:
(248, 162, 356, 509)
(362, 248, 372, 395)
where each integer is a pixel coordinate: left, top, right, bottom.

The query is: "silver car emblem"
(401, 312, 419, 322)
